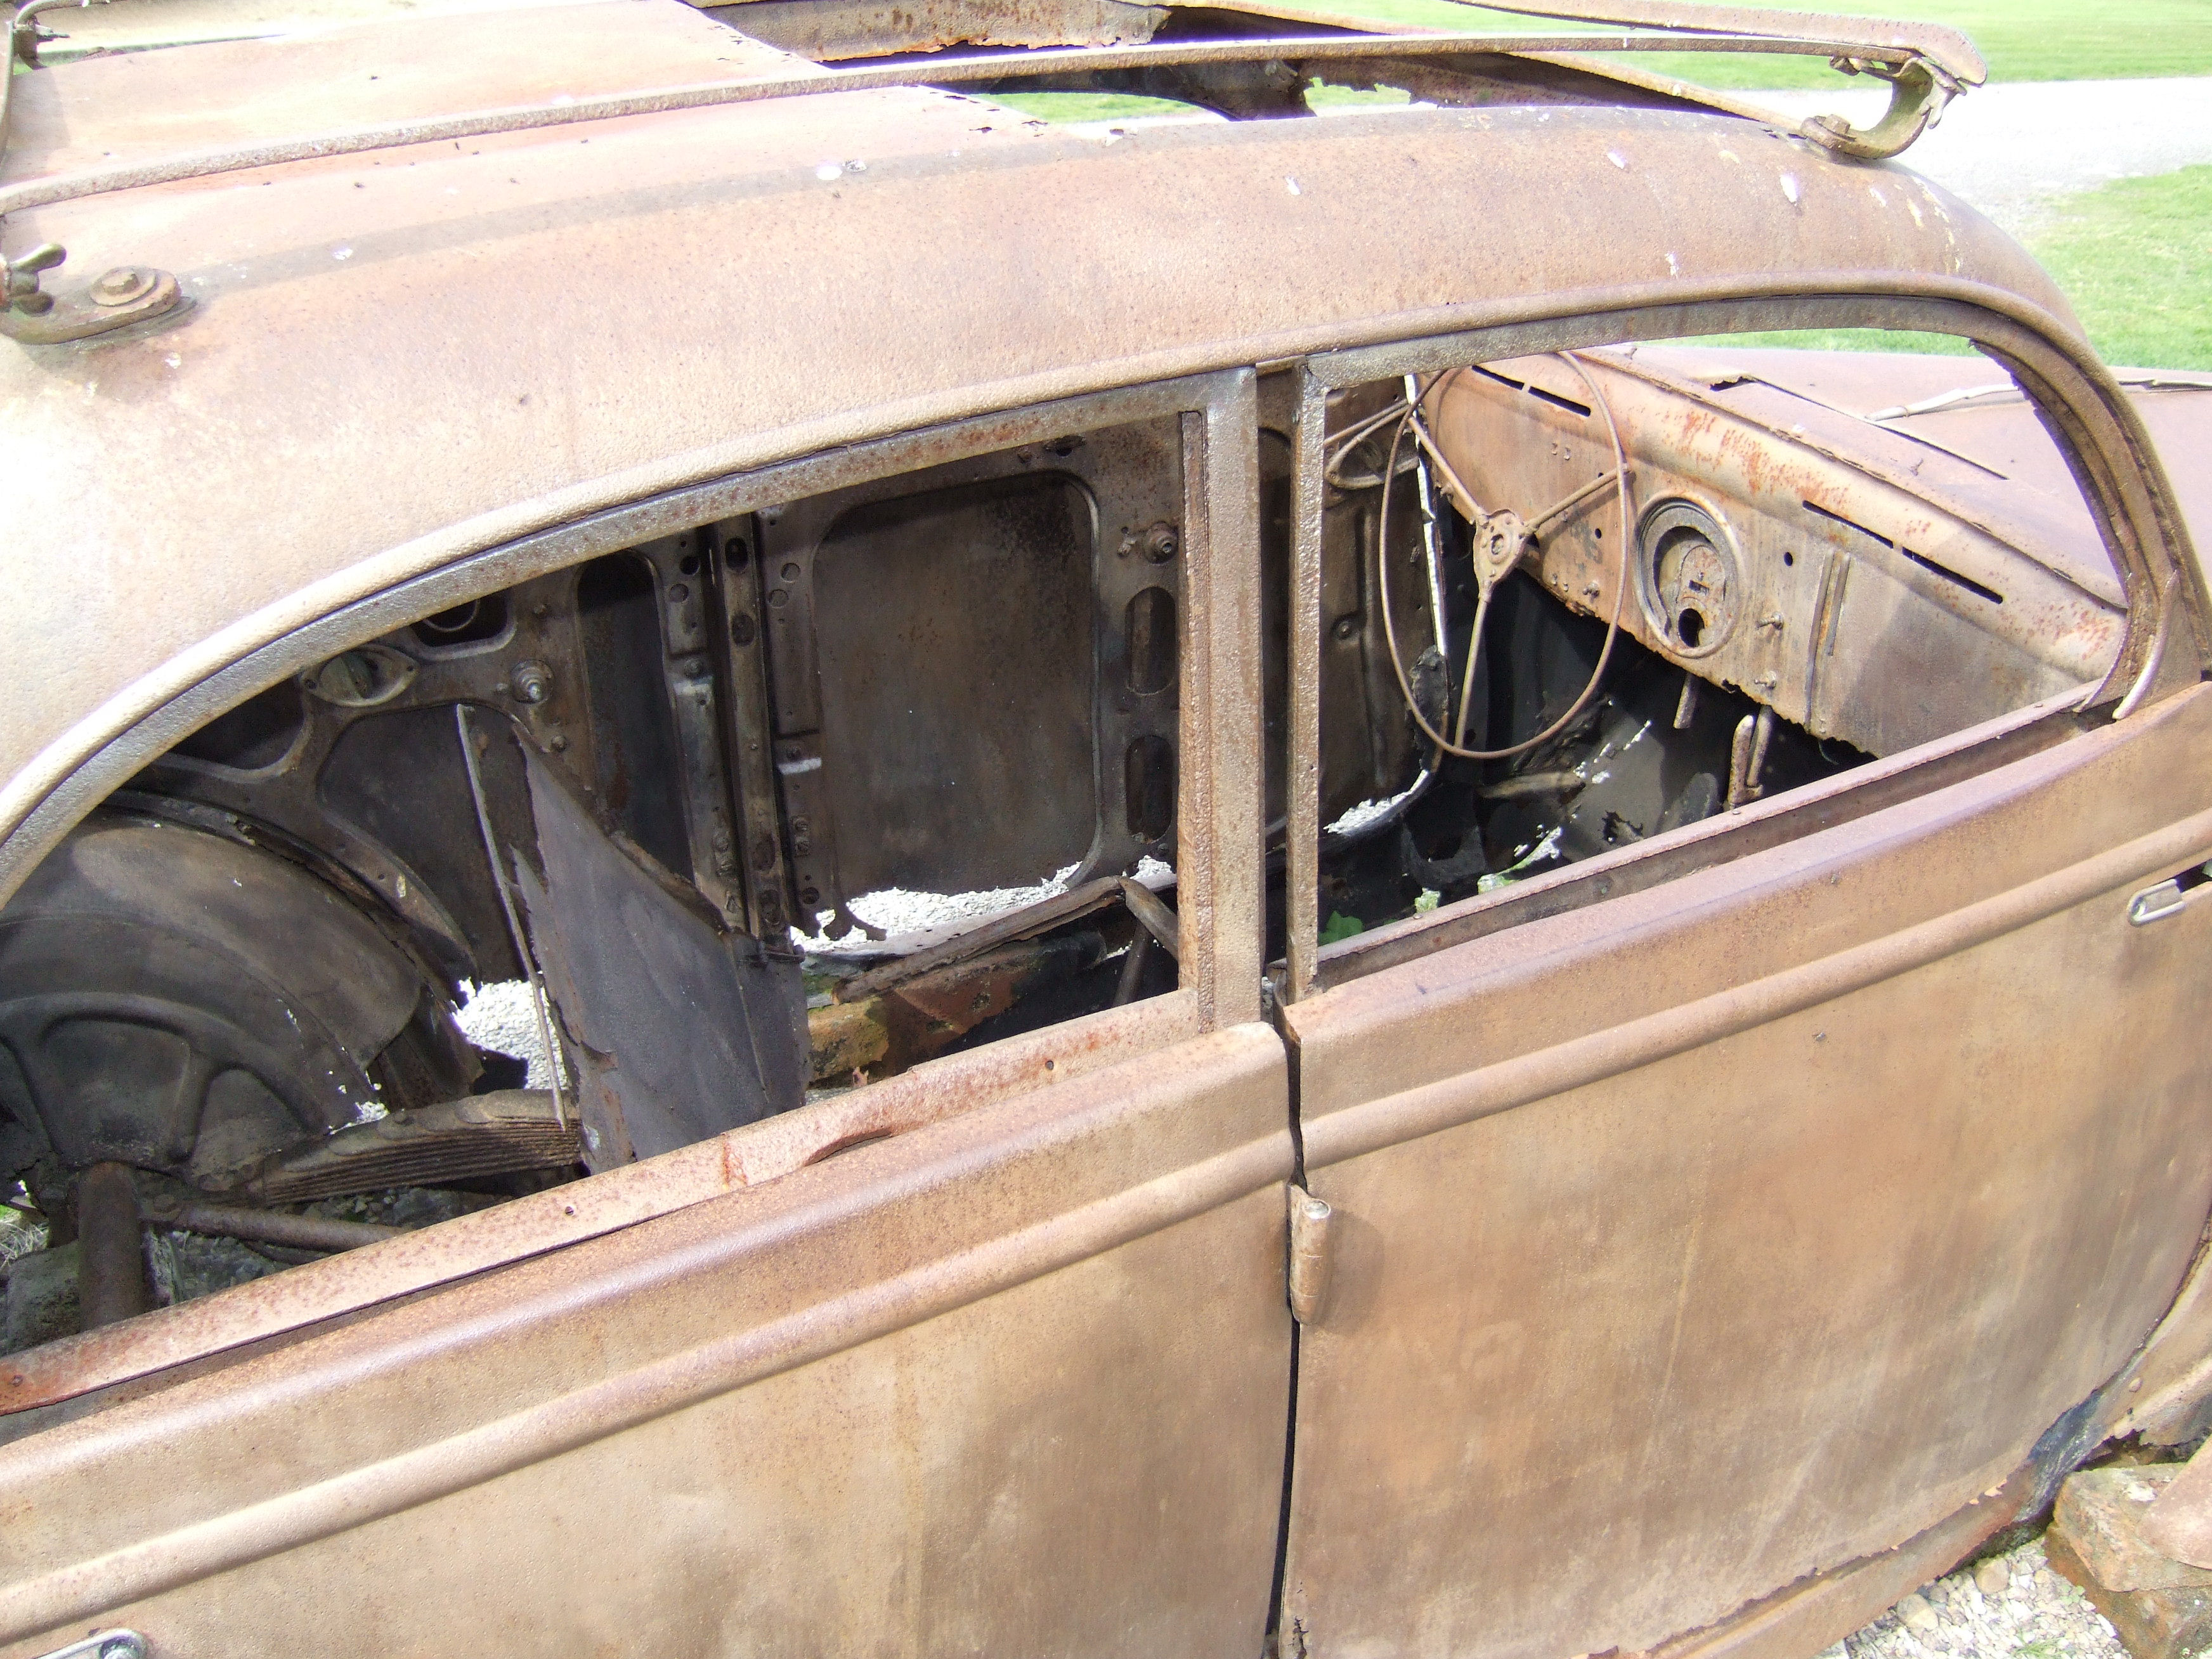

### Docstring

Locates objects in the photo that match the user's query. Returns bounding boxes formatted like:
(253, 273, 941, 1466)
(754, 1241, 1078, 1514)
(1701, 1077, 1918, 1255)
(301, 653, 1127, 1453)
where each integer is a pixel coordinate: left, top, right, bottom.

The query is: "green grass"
(1254, 0, 2212, 86)
(1006, 0, 2212, 123)
(1680, 328, 1977, 354)
(986, 91, 1216, 122)
(1649, 167, 2212, 369)
(2029, 164, 2212, 370)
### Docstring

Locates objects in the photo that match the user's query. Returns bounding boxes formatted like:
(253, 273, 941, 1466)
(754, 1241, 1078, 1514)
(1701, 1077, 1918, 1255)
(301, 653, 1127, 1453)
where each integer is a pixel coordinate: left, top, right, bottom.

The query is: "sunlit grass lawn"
(1709, 166, 2212, 370)
(2032, 164, 2212, 370)
(1257, 0, 2212, 87)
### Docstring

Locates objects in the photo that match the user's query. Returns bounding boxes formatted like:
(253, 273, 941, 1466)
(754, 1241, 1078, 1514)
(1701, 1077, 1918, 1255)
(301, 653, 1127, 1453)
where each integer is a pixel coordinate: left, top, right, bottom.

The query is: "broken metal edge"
(1633, 1387, 2132, 1659)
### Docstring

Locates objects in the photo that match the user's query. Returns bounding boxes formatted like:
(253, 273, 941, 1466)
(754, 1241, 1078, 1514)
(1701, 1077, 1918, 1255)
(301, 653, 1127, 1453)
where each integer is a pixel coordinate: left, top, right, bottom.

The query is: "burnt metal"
(149, 1201, 400, 1253)
(710, 514, 796, 942)
(72, 1161, 147, 1331)
(0, 1024, 1292, 1649)
(508, 739, 803, 1167)
(837, 877, 1126, 1001)
(1284, 1184, 1333, 1324)
(1278, 689, 2212, 1653)
(1315, 687, 2088, 991)
(0, 991, 1203, 1417)
(0, 814, 460, 1192)
(1285, 370, 1327, 1002)
(755, 416, 1184, 918)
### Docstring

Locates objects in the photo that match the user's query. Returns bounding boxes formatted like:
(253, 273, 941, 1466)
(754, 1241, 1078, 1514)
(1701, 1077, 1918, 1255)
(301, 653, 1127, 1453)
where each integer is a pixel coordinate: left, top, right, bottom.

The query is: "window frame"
(0, 367, 1268, 1421)
(1280, 289, 2204, 1001)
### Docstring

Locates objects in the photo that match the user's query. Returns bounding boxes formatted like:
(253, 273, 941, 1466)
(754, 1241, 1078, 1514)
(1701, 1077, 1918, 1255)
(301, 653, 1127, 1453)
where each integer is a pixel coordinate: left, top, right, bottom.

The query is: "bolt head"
(90, 266, 156, 308)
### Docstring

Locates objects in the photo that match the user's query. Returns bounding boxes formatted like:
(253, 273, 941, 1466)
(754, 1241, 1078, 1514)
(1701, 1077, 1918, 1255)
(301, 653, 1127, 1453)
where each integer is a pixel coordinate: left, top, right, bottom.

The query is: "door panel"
(0, 1026, 1292, 1658)
(1279, 684, 2212, 1658)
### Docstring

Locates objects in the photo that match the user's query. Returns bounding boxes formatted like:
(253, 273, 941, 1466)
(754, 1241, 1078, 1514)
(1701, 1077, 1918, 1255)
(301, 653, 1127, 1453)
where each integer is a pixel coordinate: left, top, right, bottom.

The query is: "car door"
(0, 373, 1292, 1659)
(1271, 335, 2212, 1656)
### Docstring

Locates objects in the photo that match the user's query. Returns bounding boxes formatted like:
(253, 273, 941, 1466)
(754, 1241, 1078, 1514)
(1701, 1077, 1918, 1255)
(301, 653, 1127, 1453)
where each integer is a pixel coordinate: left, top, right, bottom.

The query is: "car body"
(1, 0, 2211, 1654)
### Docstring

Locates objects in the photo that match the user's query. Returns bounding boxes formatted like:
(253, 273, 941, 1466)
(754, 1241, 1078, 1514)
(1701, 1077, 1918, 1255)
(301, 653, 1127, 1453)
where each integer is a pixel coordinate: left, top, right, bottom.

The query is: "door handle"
(2128, 861, 2212, 925)
(34, 1634, 145, 1659)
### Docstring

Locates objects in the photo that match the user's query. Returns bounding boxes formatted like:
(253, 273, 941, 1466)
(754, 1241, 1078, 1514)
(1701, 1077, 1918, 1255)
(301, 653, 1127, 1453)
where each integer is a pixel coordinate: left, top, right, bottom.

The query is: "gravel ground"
(1837, 1536, 2124, 1659)
(1748, 77, 2212, 238)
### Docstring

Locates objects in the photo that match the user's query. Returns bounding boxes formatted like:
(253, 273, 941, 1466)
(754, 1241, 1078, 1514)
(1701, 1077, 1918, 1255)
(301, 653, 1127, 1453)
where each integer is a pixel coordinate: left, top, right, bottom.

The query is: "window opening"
(1285, 327, 2131, 994)
(0, 394, 1232, 1359)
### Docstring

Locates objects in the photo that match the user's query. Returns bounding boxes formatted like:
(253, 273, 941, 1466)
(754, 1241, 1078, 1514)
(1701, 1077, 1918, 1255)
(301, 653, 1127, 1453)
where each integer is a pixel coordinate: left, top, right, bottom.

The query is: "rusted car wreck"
(3, 0, 2212, 1651)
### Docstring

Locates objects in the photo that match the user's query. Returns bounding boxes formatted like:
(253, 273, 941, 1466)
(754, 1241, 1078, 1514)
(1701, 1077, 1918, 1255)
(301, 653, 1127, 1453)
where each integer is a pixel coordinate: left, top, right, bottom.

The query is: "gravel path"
(1749, 77, 2212, 237)
(1838, 1535, 2124, 1659)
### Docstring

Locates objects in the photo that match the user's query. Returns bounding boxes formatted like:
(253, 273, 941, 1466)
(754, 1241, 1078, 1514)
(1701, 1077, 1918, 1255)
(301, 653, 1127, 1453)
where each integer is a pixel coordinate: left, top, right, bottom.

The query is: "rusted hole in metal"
(803, 1128, 896, 1164)
(415, 595, 508, 646)
(1125, 733, 1174, 842)
(1126, 586, 1175, 696)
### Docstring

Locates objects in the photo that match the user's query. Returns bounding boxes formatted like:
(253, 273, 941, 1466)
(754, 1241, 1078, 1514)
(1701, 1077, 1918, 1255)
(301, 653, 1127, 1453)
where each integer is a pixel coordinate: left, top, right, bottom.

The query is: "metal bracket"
(1800, 56, 1962, 162)
(1287, 1185, 1335, 1325)
(32, 1632, 146, 1659)
(0, 248, 181, 343)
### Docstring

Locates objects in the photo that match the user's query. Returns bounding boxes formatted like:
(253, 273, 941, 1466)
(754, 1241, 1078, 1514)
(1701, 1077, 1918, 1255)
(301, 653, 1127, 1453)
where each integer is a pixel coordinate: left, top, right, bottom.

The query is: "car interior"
(0, 331, 2133, 1351)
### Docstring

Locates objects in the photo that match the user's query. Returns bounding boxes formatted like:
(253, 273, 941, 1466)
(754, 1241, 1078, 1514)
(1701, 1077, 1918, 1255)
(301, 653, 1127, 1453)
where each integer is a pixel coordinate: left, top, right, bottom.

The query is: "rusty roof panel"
(4, 0, 812, 183)
(0, 87, 2072, 840)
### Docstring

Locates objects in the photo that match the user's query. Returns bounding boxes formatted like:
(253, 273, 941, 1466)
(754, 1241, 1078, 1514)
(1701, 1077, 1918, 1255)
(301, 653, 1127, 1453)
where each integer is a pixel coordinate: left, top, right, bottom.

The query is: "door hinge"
(1287, 1185, 1334, 1325)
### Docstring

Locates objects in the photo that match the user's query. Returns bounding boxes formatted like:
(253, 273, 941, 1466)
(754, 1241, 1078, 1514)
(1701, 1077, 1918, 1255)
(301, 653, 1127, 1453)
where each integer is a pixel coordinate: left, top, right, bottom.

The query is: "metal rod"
(150, 1202, 400, 1253)
(1287, 371, 1327, 1003)
(1673, 671, 1700, 730)
(0, 29, 1921, 226)
(75, 1161, 149, 1329)
(1112, 930, 1153, 1008)
(1119, 876, 1182, 961)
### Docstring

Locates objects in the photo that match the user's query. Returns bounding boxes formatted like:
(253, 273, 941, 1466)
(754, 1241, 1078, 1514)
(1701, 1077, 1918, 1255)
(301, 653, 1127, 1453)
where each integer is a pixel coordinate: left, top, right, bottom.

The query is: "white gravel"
(788, 862, 1085, 952)
(1746, 78, 2212, 238)
(1847, 1536, 2123, 1659)
(454, 979, 557, 1088)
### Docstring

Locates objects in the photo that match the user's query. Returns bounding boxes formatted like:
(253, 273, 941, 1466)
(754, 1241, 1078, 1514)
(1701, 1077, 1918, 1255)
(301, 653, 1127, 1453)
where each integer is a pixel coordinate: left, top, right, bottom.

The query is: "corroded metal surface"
(0, 1024, 1291, 1655)
(1424, 350, 2124, 757)
(707, 0, 1170, 58)
(0, 53, 2086, 886)
(0, 990, 1201, 1417)
(1277, 684, 2212, 1655)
